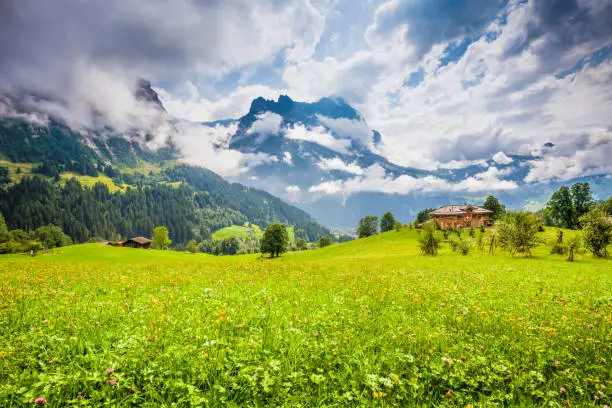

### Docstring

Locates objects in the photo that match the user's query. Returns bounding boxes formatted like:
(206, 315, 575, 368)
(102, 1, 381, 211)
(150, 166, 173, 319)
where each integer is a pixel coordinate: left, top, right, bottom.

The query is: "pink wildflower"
(34, 397, 47, 405)
(106, 379, 117, 385)
(106, 367, 114, 374)
(560, 387, 566, 393)
(554, 360, 560, 366)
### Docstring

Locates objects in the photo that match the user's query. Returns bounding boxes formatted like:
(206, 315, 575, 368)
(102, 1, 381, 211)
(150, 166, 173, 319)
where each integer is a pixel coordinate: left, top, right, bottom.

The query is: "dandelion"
(34, 397, 47, 405)
(106, 367, 114, 374)
(106, 379, 117, 385)
(560, 387, 566, 393)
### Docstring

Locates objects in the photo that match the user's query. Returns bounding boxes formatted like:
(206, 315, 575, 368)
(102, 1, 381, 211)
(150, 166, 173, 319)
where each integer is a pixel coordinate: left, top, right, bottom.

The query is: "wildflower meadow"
(0, 229, 610, 406)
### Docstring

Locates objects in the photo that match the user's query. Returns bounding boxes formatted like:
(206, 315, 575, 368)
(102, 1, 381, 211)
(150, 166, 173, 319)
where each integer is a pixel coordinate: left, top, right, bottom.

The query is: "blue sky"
(1, 0, 612, 185)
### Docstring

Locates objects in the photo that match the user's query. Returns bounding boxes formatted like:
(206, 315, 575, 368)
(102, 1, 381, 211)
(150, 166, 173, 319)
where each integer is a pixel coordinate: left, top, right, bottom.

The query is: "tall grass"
(0, 230, 610, 406)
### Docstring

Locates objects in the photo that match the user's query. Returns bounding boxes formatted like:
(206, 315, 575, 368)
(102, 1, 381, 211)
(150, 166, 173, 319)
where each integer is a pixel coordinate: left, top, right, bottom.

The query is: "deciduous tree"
(497, 212, 542, 257)
(482, 195, 505, 220)
(260, 223, 289, 258)
(380, 212, 396, 233)
(357, 216, 378, 238)
(580, 207, 611, 258)
(186, 239, 198, 253)
(152, 226, 172, 250)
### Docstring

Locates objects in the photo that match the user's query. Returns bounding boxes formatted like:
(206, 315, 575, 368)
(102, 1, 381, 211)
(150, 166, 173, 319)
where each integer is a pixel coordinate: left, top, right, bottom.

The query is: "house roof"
(430, 205, 492, 216)
(126, 236, 152, 244)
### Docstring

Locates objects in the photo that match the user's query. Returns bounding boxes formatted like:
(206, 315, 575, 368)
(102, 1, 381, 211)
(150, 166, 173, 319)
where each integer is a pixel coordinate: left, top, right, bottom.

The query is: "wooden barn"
(122, 237, 152, 249)
(429, 205, 493, 229)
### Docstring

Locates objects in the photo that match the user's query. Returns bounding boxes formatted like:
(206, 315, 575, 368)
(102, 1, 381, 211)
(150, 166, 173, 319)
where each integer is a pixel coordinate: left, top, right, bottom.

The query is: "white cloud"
(284, 123, 352, 154)
(492, 151, 513, 165)
(249, 112, 283, 135)
(525, 130, 612, 183)
(317, 115, 374, 147)
(283, 151, 293, 165)
(308, 163, 517, 197)
(316, 157, 365, 175)
(157, 83, 283, 122)
(173, 121, 275, 178)
(285, 184, 302, 202)
(282, 0, 612, 180)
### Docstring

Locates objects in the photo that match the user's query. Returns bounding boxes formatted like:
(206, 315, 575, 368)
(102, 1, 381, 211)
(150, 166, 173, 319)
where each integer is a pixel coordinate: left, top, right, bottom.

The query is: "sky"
(1, 0, 612, 187)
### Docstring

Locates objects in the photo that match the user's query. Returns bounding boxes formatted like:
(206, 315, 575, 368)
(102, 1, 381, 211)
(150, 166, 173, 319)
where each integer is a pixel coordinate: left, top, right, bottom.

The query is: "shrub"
(418, 224, 441, 256)
(565, 235, 581, 262)
(317, 236, 332, 248)
(220, 237, 240, 255)
(580, 207, 612, 258)
(550, 230, 567, 255)
(497, 212, 542, 257)
(296, 238, 308, 250)
(448, 236, 460, 252)
(186, 239, 198, 253)
(459, 240, 471, 256)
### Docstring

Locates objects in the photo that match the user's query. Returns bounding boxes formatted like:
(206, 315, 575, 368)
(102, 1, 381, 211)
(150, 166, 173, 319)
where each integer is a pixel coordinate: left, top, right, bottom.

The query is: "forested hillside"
(0, 116, 334, 244)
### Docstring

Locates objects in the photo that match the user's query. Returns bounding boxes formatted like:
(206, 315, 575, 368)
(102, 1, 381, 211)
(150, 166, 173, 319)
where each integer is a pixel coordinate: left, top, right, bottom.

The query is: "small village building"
(429, 205, 493, 229)
(122, 237, 152, 249)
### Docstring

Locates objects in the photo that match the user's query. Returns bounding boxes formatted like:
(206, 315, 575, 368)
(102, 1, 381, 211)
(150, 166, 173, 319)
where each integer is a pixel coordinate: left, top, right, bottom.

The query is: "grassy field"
(0, 160, 37, 183)
(212, 224, 264, 242)
(0, 230, 611, 407)
(59, 173, 126, 193)
(212, 225, 295, 244)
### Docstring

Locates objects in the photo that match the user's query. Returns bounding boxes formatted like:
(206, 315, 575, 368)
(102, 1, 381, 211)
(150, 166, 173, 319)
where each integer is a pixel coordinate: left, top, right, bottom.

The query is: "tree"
(0, 166, 10, 185)
(152, 226, 172, 250)
(260, 223, 289, 258)
(546, 186, 576, 229)
(380, 212, 396, 233)
(580, 207, 612, 258)
(357, 216, 378, 238)
(497, 212, 542, 257)
(601, 196, 612, 215)
(482, 195, 505, 220)
(295, 238, 308, 250)
(415, 208, 435, 224)
(394, 221, 402, 232)
(418, 223, 441, 256)
(31, 225, 72, 249)
(571, 182, 594, 222)
(220, 237, 240, 255)
(317, 235, 332, 248)
(186, 239, 198, 253)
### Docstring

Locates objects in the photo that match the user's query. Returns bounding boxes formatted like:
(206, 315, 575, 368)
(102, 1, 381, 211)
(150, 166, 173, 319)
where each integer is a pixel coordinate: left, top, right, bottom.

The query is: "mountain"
(210, 95, 612, 230)
(0, 87, 337, 244)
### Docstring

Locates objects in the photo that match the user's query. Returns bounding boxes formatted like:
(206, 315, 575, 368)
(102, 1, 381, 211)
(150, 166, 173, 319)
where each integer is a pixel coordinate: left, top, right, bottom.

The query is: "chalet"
(122, 237, 152, 249)
(429, 205, 493, 229)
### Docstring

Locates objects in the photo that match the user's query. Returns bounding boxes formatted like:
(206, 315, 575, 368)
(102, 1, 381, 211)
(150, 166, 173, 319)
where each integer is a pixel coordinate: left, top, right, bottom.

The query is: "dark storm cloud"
(503, 0, 612, 62)
(368, 0, 506, 58)
(0, 0, 321, 132)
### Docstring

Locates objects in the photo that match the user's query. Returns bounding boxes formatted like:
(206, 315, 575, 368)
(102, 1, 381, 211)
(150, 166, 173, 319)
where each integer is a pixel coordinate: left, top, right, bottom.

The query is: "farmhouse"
(122, 237, 152, 249)
(430, 205, 493, 229)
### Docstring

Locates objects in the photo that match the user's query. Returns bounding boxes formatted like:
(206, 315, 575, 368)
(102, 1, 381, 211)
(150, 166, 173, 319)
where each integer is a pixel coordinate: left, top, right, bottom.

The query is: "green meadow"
(0, 229, 610, 407)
